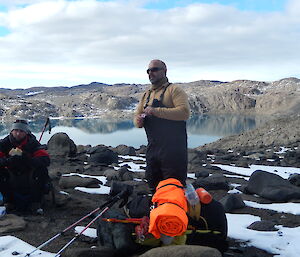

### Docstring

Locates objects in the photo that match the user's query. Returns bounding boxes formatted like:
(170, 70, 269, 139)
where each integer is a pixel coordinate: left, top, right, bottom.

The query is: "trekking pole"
(38, 117, 51, 143)
(24, 182, 132, 257)
(23, 207, 101, 257)
(54, 190, 129, 257)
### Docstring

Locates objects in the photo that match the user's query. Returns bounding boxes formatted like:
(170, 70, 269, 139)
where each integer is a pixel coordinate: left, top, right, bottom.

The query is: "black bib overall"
(143, 84, 188, 189)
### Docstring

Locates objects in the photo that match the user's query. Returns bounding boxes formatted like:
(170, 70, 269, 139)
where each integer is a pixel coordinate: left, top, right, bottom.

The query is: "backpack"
(186, 199, 228, 253)
(125, 192, 151, 218)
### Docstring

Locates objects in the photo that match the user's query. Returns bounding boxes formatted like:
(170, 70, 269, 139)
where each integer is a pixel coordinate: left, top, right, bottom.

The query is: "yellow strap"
(185, 230, 222, 235)
(198, 215, 209, 230)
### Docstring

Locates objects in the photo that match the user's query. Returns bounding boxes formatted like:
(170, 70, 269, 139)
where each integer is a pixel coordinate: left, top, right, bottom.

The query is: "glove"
(8, 155, 31, 169)
(0, 158, 9, 167)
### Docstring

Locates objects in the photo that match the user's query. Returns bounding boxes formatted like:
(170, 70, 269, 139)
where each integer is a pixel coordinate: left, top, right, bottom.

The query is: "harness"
(143, 83, 170, 109)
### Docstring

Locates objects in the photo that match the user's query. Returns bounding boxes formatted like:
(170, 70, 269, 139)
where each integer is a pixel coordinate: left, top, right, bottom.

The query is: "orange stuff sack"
(196, 187, 212, 204)
(149, 178, 188, 239)
(151, 178, 188, 209)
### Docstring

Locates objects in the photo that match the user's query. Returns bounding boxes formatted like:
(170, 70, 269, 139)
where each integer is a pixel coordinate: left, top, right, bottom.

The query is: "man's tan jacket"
(134, 82, 190, 127)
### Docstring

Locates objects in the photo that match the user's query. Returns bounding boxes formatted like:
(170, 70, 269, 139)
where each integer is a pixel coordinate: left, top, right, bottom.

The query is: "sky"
(0, 0, 299, 89)
(1, 160, 300, 256)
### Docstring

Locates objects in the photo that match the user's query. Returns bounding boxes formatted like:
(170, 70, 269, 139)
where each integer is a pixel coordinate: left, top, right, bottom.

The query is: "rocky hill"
(197, 114, 300, 151)
(0, 77, 299, 121)
(182, 77, 300, 116)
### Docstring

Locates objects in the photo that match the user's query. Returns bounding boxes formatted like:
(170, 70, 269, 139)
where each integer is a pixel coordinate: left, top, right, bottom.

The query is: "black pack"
(125, 192, 151, 218)
(97, 209, 151, 257)
(186, 199, 228, 254)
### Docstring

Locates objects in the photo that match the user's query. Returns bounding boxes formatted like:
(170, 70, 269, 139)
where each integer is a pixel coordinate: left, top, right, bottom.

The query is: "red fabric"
(16, 135, 28, 149)
(0, 152, 6, 158)
(135, 216, 150, 241)
(33, 149, 49, 157)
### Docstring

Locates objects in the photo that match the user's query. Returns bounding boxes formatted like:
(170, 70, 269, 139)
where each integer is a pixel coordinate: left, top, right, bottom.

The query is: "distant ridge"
(0, 77, 299, 122)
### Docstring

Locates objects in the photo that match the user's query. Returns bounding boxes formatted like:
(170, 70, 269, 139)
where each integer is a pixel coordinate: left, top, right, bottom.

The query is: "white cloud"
(0, 0, 45, 6)
(286, 0, 300, 16)
(0, 0, 299, 88)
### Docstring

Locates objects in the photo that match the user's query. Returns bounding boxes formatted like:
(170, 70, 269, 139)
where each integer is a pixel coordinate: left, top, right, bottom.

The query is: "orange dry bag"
(148, 178, 188, 239)
(196, 187, 212, 204)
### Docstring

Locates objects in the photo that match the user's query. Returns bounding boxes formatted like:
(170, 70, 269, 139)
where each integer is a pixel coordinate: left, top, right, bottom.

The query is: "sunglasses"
(146, 67, 164, 74)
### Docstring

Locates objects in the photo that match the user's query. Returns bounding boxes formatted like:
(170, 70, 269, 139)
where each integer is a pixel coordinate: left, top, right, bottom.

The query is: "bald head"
(149, 59, 167, 70)
(147, 59, 167, 85)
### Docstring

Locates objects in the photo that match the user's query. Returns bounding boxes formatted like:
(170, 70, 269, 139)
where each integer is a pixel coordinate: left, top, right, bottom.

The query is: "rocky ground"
(1, 118, 300, 257)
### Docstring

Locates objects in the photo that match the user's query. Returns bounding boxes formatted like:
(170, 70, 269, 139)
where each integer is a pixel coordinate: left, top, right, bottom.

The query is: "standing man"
(134, 60, 190, 191)
(0, 119, 50, 214)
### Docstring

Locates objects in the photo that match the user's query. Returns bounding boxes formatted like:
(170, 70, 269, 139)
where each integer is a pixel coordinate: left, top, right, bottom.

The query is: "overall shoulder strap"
(143, 90, 152, 109)
(159, 83, 171, 103)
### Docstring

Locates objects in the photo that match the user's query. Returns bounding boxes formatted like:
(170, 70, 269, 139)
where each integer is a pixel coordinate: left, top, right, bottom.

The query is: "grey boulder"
(245, 170, 300, 202)
(139, 245, 222, 257)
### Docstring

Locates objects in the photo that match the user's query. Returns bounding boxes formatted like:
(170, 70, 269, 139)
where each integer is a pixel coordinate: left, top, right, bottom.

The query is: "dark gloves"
(0, 157, 9, 167)
(7, 155, 31, 169)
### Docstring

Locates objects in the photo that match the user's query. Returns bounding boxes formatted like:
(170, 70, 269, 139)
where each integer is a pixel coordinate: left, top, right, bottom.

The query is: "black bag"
(97, 209, 139, 257)
(186, 199, 228, 253)
(126, 192, 151, 218)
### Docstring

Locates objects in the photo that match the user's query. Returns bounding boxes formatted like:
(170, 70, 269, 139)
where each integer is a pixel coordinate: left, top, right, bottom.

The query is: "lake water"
(0, 115, 265, 148)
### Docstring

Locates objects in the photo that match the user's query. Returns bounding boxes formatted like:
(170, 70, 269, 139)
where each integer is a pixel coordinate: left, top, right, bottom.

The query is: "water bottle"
(184, 184, 199, 206)
(196, 188, 212, 204)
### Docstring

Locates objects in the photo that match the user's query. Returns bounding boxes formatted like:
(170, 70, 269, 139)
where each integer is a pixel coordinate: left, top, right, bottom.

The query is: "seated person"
(0, 119, 50, 214)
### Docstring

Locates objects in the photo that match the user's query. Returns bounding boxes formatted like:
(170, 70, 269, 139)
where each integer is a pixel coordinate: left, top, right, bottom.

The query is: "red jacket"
(0, 133, 50, 168)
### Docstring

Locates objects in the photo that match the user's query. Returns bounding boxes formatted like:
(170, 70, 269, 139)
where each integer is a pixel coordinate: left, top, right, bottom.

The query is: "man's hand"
(136, 114, 146, 128)
(9, 148, 23, 156)
(144, 107, 155, 116)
